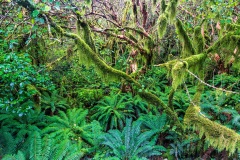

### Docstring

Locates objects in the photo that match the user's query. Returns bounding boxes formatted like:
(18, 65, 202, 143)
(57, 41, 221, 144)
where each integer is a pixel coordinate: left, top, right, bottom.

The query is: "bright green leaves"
(54, 2, 60, 10)
(42, 5, 51, 12)
(0, 52, 54, 114)
(32, 10, 40, 17)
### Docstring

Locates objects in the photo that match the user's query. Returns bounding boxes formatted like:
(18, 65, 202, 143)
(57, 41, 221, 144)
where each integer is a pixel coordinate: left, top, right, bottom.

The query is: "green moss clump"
(77, 89, 103, 105)
(171, 61, 187, 90)
(175, 19, 196, 58)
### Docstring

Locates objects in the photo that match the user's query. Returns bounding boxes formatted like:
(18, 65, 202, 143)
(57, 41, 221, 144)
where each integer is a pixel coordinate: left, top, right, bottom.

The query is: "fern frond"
(30, 131, 42, 160)
(52, 139, 69, 160)
(2, 151, 26, 160)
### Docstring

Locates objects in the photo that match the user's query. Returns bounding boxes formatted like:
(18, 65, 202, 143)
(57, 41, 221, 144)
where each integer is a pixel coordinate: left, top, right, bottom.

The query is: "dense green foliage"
(0, 0, 239, 159)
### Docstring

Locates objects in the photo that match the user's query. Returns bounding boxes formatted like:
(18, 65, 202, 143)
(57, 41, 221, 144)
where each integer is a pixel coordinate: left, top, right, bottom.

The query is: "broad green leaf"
(43, 5, 51, 12)
(32, 10, 40, 17)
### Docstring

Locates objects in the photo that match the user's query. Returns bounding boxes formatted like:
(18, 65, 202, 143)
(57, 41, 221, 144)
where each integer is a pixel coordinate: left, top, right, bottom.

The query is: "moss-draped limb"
(206, 33, 240, 54)
(184, 105, 240, 154)
(184, 74, 240, 154)
(15, 0, 183, 132)
(175, 18, 196, 58)
(156, 53, 207, 90)
(45, 10, 184, 130)
(92, 27, 148, 54)
(225, 23, 240, 32)
(156, 53, 207, 71)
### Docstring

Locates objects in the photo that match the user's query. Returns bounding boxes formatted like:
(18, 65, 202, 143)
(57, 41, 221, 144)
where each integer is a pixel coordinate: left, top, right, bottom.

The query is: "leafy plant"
(98, 118, 166, 159)
(91, 93, 135, 131)
(42, 108, 101, 149)
(0, 52, 54, 114)
(126, 94, 149, 117)
(139, 113, 168, 133)
(41, 90, 69, 115)
(2, 131, 83, 160)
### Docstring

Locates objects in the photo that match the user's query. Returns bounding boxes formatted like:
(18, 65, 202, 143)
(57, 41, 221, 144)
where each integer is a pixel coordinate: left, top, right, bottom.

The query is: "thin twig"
(187, 69, 239, 94)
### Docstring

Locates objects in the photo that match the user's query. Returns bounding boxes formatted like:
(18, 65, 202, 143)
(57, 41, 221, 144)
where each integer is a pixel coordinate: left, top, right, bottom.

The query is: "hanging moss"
(193, 26, 205, 54)
(122, 1, 131, 25)
(161, 0, 167, 13)
(184, 105, 240, 155)
(171, 61, 187, 90)
(166, 0, 178, 23)
(158, 14, 168, 38)
(175, 18, 196, 58)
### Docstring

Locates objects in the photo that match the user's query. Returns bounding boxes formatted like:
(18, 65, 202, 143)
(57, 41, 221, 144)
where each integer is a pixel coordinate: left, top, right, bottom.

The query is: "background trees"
(0, 0, 239, 159)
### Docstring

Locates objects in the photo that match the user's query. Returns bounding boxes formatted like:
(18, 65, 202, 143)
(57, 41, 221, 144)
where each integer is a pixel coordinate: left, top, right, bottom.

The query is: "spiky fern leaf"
(232, 115, 240, 130)
(42, 108, 100, 147)
(2, 151, 25, 160)
(0, 129, 18, 156)
(29, 131, 42, 160)
(139, 113, 167, 132)
(99, 118, 166, 159)
(91, 94, 135, 131)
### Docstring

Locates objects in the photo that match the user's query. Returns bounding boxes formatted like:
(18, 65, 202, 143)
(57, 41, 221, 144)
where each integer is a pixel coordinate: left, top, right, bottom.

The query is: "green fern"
(1, 132, 83, 160)
(91, 94, 135, 131)
(99, 118, 166, 159)
(126, 94, 149, 117)
(42, 108, 101, 148)
(0, 128, 19, 156)
(2, 151, 26, 160)
(41, 90, 69, 114)
(139, 113, 167, 133)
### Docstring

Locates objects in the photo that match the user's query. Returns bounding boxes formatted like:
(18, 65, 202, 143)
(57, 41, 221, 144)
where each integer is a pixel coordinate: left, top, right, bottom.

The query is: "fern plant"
(126, 94, 149, 117)
(200, 90, 240, 132)
(139, 113, 168, 133)
(41, 90, 69, 115)
(97, 118, 166, 159)
(0, 128, 19, 157)
(0, 109, 46, 138)
(42, 108, 101, 149)
(91, 94, 135, 131)
(2, 131, 83, 160)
